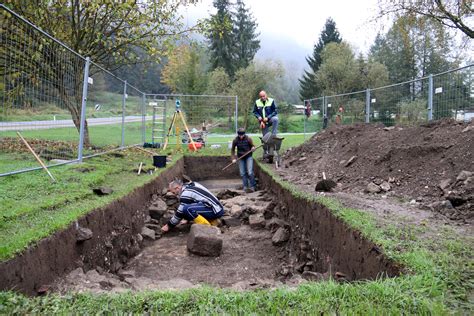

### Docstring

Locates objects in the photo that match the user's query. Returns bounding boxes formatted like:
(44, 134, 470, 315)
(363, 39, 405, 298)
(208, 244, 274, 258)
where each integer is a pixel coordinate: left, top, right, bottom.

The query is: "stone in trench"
(76, 227, 93, 242)
(141, 226, 156, 240)
(85, 269, 106, 283)
(249, 214, 266, 229)
(456, 170, 473, 182)
(222, 215, 241, 227)
(380, 181, 391, 192)
(366, 182, 381, 193)
(149, 198, 168, 220)
(229, 204, 243, 217)
(439, 179, 452, 190)
(187, 224, 222, 257)
(272, 227, 290, 246)
(265, 217, 289, 232)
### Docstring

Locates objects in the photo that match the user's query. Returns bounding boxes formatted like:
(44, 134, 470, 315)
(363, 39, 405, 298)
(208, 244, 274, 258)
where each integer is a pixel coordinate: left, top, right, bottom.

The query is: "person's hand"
(263, 117, 268, 122)
(260, 121, 266, 129)
(258, 117, 262, 121)
(251, 146, 256, 152)
(232, 159, 237, 163)
(161, 224, 170, 233)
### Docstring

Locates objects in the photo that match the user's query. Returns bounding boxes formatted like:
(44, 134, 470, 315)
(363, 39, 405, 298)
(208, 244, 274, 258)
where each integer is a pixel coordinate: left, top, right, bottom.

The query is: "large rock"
(249, 214, 265, 229)
(149, 198, 168, 220)
(272, 227, 290, 246)
(187, 224, 222, 257)
(141, 227, 156, 240)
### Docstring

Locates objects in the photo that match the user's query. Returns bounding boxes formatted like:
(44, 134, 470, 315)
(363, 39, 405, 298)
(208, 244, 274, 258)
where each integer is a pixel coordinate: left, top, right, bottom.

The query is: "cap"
(237, 128, 245, 135)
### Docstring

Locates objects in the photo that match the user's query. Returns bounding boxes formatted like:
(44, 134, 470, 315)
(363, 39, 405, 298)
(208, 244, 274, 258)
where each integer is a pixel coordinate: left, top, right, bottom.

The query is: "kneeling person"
(161, 179, 224, 233)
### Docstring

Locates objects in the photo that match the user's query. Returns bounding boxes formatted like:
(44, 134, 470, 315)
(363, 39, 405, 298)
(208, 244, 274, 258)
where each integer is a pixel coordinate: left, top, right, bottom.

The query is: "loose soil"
(279, 119, 474, 223)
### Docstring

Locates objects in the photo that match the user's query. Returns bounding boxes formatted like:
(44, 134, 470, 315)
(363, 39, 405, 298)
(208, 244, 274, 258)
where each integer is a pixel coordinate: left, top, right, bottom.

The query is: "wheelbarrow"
(259, 134, 284, 168)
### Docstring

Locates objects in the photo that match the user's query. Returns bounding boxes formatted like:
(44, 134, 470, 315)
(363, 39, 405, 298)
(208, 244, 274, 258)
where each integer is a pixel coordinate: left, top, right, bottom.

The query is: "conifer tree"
(233, 0, 260, 70)
(299, 18, 342, 100)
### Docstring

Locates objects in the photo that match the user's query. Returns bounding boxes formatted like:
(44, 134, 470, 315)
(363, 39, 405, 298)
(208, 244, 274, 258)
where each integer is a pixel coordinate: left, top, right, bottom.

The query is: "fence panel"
(302, 97, 325, 135)
(82, 63, 127, 155)
(432, 66, 473, 121)
(146, 94, 237, 146)
(325, 91, 367, 128)
(370, 77, 429, 126)
(1, 7, 86, 175)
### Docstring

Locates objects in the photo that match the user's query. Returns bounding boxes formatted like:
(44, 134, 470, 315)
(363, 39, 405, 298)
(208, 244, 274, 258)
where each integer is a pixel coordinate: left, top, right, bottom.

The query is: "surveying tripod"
(162, 99, 197, 151)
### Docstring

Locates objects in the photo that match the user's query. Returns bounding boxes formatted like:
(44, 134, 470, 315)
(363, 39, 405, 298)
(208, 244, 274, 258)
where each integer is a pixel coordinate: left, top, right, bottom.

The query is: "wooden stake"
(16, 131, 56, 182)
(137, 162, 143, 175)
(134, 146, 156, 156)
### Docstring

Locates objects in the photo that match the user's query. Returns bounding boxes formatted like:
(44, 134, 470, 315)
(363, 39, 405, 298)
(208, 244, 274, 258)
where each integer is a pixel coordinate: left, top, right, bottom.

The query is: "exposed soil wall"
(254, 163, 401, 280)
(1, 156, 401, 296)
(183, 156, 239, 180)
(0, 160, 183, 295)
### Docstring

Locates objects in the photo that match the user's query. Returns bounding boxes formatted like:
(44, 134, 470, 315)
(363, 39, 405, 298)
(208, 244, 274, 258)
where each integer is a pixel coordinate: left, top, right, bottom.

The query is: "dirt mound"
(281, 119, 474, 222)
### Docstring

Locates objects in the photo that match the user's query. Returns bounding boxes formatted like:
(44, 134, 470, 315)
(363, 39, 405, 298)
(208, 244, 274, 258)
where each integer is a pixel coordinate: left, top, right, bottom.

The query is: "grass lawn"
(0, 134, 472, 314)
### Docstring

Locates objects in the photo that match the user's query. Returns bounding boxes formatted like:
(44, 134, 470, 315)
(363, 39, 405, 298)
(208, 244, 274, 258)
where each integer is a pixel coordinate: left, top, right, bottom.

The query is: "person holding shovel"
(231, 128, 256, 193)
(161, 179, 224, 233)
(253, 90, 279, 136)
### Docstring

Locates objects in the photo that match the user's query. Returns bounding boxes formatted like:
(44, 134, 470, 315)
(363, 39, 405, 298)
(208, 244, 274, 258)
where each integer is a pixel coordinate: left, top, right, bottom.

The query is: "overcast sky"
(181, 0, 386, 73)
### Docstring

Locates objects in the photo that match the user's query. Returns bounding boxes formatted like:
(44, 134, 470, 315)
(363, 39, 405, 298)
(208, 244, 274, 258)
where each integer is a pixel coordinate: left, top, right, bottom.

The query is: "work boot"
(245, 188, 252, 193)
(193, 215, 210, 225)
(250, 187, 256, 192)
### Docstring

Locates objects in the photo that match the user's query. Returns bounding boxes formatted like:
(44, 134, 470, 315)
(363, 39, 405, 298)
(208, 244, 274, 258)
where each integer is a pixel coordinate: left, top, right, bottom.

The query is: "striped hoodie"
(168, 182, 224, 226)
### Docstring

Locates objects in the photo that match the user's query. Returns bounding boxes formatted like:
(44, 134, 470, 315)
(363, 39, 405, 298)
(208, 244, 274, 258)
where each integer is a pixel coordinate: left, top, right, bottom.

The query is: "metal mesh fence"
(301, 64, 473, 138)
(432, 66, 473, 121)
(302, 97, 325, 134)
(145, 94, 237, 147)
(325, 91, 367, 126)
(1, 5, 86, 175)
(370, 78, 429, 126)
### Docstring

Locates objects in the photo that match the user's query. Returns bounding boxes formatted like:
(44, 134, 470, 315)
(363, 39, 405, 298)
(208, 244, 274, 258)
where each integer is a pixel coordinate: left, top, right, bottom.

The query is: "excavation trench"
(0, 156, 401, 295)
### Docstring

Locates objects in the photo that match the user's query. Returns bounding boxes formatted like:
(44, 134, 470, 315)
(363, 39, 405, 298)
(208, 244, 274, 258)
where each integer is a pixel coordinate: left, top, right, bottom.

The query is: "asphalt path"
(0, 116, 156, 131)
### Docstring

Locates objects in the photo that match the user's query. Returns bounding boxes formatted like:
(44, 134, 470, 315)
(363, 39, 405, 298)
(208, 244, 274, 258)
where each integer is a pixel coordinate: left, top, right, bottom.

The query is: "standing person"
(231, 128, 256, 193)
(253, 90, 279, 135)
(161, 179, 224, 233)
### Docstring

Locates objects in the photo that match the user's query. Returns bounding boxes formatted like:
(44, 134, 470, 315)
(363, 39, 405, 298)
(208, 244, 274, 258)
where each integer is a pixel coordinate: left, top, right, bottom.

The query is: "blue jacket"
(253, 98, 277, 120)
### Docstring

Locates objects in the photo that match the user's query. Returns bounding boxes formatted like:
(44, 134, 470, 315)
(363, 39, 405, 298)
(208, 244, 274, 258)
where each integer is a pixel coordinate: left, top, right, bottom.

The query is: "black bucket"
(153, 155, 166, 168)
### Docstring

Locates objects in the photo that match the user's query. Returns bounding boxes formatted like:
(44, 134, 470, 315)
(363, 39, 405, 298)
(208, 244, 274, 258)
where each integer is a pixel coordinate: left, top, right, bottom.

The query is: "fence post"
(322, 96, 328, 129)
(365, 89, 370, 123)
(77, 57, 90, 162)
(121, 80, 127, 148)
(428, 74, 433, 121)
(235, 95, 238, 133)
(303, 99, 307, 139)
(142, 93, 146, 144)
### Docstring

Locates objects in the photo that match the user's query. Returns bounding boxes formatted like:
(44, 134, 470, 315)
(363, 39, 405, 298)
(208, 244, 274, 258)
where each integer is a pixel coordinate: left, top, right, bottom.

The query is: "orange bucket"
(188, 142, 203, 151)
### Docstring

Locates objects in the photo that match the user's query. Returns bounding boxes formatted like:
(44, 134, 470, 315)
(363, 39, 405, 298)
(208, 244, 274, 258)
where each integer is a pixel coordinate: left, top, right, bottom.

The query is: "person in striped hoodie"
(161, 179, 224, 233)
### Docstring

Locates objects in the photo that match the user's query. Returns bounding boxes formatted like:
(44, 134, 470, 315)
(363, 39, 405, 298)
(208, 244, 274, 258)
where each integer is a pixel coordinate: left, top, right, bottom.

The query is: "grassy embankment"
(0, 134, 472, 314)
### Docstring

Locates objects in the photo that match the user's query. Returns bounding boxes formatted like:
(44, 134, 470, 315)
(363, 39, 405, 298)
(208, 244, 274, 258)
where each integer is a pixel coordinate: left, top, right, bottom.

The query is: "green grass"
(0, 134, 472, 314)
(0, 150, 181, 261)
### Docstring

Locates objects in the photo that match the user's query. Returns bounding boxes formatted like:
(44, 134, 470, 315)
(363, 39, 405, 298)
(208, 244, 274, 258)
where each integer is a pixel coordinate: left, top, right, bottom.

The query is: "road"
(0, 116, 156, 131)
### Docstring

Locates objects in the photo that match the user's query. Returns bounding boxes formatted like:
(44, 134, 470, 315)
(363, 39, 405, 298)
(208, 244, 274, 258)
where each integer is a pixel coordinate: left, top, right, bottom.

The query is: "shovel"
(222, 132, 273, 171)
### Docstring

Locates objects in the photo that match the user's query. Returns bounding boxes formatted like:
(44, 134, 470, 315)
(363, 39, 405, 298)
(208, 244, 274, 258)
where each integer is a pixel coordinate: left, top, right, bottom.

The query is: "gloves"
(232, 159, 237, 163)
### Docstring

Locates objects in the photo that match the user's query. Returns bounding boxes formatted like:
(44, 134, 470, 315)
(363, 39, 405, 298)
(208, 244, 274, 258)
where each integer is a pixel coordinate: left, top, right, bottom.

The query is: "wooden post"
(17, 131, 56, 182)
